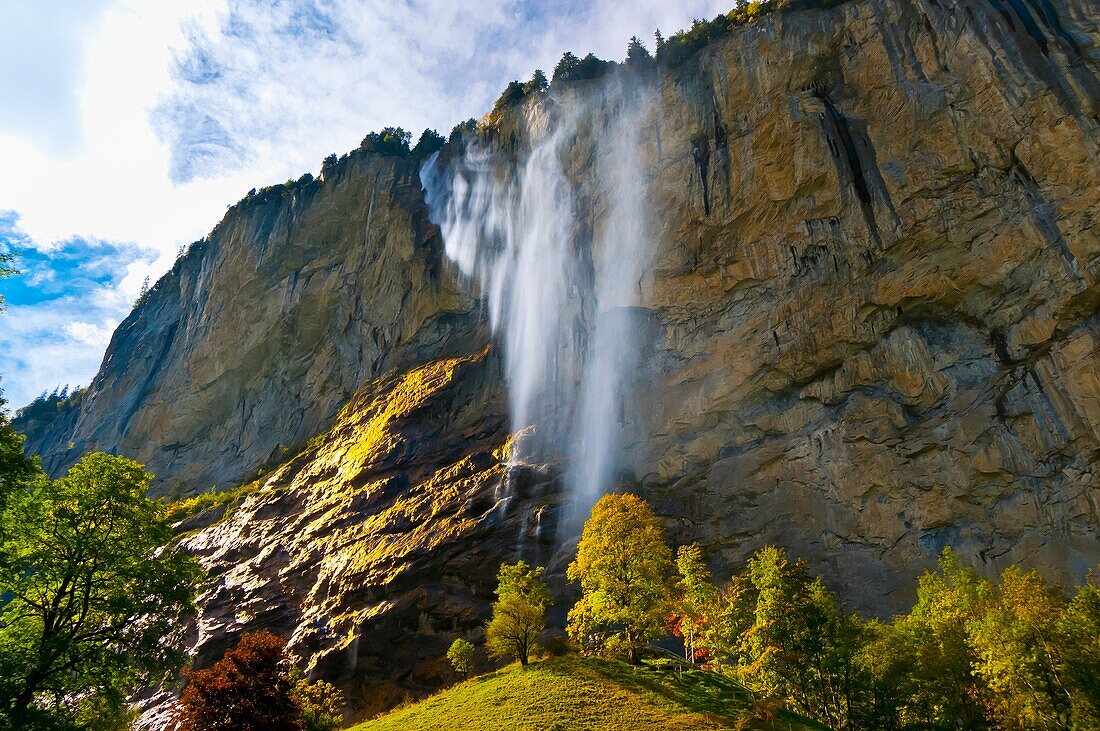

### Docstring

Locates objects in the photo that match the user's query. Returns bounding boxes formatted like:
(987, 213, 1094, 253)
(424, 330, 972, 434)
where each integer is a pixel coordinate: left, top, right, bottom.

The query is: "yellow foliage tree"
(566, 493, 673, 664)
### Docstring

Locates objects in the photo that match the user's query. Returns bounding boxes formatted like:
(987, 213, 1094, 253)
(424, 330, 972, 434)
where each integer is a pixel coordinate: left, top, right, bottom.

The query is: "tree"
(493, 80, 527, 113)
(625, 36, 653, 71)
(552, 51, 581, 82)
(567, 493, 673, 664)
(522, 69, 548, 95)
(291, 673, 343, 731)
(0, 390, 40, 509)
(712, 546, 860, 727)
(0, 251, 15, 312)
(411, 128, 446, 158)
(360, 127, 411, 156)
(967, 566, 1072, 730)
(134, 276, 151, 308)
(0, 453, 202, 728)
(486, 561, 549, 667)
(672, 544, 718, 662)
(1059, 574, 1100, 727)
(447, 638, 475, 680)
(176, 631, 302, 731)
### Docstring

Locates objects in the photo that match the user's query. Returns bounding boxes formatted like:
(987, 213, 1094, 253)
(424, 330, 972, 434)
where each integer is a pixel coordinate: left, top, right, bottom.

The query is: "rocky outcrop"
(18, 0, 1100, 721)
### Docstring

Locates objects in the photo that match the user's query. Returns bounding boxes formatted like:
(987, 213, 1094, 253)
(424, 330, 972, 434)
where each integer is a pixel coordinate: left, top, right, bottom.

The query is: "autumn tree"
(486, 561, 549, 666)
(0, 453, 202, 729)
(567, 493, 673, 664)
(671, 543, 718, 662)
(447, 638, 475, 679)
(176, 632, 302, 731)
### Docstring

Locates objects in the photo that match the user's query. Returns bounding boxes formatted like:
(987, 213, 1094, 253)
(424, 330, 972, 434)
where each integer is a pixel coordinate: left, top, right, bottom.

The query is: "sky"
(0, 0, 726, 409)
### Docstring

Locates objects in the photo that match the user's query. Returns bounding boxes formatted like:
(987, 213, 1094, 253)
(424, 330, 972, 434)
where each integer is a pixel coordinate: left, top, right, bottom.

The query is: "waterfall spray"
(421, 75, 656, 538)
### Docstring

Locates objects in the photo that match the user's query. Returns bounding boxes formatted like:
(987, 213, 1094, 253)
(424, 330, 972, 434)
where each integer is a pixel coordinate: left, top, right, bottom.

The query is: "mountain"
(15, 0, 1100, 724)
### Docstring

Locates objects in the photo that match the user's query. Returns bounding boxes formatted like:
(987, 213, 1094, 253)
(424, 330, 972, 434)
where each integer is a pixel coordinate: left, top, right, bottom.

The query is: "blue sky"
(0, 0, 726, 409)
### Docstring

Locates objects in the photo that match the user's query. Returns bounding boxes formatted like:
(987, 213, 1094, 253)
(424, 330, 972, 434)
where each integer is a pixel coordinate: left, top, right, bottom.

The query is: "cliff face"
(18, 152, 475, 496)
(18, 0, 1100, 723)
(628, 0, 1100, 601)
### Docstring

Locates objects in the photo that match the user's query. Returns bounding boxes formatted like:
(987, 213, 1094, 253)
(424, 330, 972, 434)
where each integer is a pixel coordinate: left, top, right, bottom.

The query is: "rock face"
(18, 152, 474, 496)
(18, 0, 1100, 721)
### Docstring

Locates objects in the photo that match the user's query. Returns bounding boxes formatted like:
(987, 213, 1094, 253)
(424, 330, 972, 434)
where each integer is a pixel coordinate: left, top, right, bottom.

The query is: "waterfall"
(421, 74, 656, 536)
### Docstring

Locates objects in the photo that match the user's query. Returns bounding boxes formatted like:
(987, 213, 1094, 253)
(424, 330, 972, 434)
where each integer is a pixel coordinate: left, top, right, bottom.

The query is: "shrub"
(176, 631, 301, 731)
(447, 638, 475, 679)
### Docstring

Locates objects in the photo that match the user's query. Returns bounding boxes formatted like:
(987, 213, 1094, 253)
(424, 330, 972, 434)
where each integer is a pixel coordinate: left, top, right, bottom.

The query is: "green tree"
(493, 80, 526, 113)
(291, 673, 344, 731)
(486, 561, 548, 666)
(0, 251, 15, 312)
(1058, 573, 1100, 727)
(567, 493, 673, 664)
(446, 638, 475, 680)
(360, 127, 411, 156)
(672, 543, 718, 662)
(411, 128, 446, 158)
(0, 453, 202, 729)
(625, 36, 653, 71)
(0, 391, 41, 509)
(522, 69, 548, 95)
(856, 548, 993, 729)
(715, 546, 860, 728)
(969, 566, 1072, 730)
(552, 51, 581, 82)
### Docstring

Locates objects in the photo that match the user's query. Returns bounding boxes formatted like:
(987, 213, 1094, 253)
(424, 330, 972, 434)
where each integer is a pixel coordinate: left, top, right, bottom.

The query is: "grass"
(351, 655, 826, 731)
(165, 479, 265, 524)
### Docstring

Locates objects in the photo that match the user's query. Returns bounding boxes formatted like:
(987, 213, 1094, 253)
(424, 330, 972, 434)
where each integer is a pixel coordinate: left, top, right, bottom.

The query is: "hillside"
(352, 655, 823, 731)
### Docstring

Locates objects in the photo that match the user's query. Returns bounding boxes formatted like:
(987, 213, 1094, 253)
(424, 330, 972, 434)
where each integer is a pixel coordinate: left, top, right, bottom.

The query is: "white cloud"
(0, 0, 729, 408)
(62, 321, 114, 347)
(0, 291, 130, 407)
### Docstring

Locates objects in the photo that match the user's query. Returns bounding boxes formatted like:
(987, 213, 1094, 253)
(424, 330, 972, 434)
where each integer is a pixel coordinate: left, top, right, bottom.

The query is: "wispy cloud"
(0, 212, 156, 407)
(0, 0, 727, 409)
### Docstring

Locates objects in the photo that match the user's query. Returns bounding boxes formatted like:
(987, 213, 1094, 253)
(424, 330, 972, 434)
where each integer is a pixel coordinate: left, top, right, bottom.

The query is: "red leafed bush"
(175, 631, 302, 731)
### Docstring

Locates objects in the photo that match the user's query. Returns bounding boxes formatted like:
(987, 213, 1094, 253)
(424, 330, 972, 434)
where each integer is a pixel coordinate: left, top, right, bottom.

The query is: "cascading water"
(421, 74, 656, 538)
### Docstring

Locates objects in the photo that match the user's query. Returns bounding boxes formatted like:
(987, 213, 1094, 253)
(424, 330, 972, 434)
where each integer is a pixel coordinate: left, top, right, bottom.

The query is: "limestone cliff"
(17, 0, 1100, 723)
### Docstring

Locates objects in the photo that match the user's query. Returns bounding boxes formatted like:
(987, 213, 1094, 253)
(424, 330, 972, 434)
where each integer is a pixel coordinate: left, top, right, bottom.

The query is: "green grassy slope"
(352, 655, 826, 731)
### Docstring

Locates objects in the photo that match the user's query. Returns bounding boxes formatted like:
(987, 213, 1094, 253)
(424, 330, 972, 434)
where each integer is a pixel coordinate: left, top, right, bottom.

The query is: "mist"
(421, 70, 658, 538)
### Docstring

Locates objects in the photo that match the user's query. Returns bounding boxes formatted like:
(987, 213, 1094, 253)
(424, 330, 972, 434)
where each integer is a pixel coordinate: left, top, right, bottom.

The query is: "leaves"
(566, 493, 673, 663)
(176, 631, 302, 731)
(0, 452, 202, 728)
(486, 562, 548, 666)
